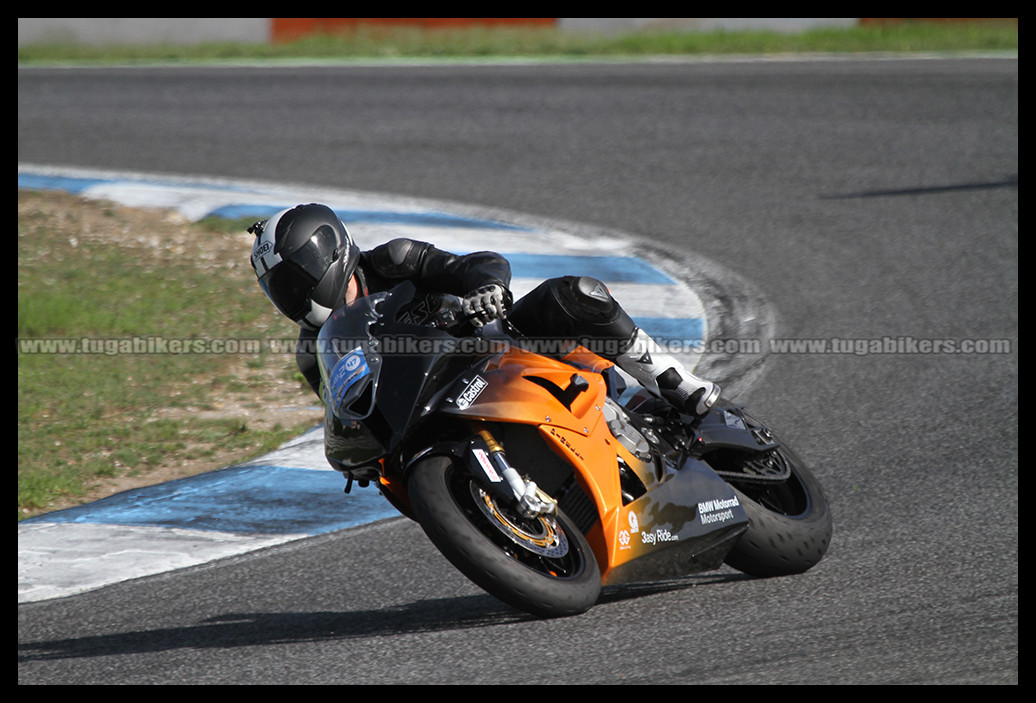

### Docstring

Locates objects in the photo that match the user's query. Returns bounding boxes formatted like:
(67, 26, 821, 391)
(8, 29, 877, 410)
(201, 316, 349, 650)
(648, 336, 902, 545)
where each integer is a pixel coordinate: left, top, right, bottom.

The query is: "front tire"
(407, 455, 601, 618)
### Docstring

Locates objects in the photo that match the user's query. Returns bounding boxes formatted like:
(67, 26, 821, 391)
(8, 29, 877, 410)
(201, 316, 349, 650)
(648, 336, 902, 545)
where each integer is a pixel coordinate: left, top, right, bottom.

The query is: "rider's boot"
(615, 327, 721, 418)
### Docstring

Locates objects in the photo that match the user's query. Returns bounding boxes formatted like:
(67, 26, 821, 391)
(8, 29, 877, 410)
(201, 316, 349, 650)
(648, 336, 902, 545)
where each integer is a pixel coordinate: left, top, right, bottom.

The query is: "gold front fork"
(469, 422, 557, 516)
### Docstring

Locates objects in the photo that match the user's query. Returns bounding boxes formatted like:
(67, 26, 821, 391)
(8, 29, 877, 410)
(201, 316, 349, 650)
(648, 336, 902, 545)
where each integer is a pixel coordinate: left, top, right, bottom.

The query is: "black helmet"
(250, 203, 360, 330)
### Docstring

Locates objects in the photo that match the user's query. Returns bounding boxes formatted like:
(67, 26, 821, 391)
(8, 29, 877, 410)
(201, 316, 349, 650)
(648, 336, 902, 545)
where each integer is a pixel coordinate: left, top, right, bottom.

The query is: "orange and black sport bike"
(317, 282, 832, 618)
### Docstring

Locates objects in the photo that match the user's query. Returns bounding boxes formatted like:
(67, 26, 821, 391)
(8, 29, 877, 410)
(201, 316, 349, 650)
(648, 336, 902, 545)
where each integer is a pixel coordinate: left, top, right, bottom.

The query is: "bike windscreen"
(317, 291, 388, 420)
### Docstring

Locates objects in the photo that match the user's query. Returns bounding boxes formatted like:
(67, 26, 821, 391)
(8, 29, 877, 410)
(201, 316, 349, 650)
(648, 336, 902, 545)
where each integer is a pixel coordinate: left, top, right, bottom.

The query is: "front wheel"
(407, 455, 601, 618)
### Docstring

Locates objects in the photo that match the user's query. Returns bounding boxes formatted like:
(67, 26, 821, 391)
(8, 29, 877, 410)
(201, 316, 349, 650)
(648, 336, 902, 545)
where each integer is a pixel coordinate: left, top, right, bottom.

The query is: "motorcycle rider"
(249, 203, 720, 417)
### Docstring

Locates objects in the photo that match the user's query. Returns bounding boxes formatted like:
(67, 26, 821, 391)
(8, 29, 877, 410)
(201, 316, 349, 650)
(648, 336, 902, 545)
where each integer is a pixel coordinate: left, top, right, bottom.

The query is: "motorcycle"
(316, 281, 832, 618)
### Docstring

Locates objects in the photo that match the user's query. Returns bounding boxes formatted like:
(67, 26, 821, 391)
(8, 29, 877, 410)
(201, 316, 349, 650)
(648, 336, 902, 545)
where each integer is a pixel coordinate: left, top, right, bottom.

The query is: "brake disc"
(469, 483, 570, 558)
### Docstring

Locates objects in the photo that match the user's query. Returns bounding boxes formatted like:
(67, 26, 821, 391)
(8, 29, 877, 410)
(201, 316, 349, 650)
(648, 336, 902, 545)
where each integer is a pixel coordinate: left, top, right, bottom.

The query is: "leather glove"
(461, 284, 509, 327)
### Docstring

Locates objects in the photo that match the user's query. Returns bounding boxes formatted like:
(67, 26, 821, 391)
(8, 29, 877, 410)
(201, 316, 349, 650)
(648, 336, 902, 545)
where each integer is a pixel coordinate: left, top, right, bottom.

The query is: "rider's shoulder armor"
(367, 238, 434, 279)
(362, 238, 509, 296)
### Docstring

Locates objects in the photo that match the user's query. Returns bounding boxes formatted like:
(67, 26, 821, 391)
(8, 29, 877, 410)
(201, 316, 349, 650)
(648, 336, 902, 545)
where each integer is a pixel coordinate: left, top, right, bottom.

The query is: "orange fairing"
(537, 418, 624, 574)
(454, 346, 609, 430)
(449, 347, 622, 505)
(560, 345, 616, 375)
(446, 345, 632, 573)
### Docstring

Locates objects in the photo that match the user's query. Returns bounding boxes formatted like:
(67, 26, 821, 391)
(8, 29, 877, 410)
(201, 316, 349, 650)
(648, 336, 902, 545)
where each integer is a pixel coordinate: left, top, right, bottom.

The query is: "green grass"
(17, 21, 1018, 65)
(17, 192, 315, 519)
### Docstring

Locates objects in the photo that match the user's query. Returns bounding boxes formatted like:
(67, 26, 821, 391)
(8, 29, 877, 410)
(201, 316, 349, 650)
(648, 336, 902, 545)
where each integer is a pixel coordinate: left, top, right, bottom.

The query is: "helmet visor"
(258, 260, 319, 322)
(290, 225, 341, 280)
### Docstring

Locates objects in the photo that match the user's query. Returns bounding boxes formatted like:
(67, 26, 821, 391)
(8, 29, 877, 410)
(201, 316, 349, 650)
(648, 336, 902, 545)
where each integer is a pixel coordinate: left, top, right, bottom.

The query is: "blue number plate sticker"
(329, 347, 370, 409)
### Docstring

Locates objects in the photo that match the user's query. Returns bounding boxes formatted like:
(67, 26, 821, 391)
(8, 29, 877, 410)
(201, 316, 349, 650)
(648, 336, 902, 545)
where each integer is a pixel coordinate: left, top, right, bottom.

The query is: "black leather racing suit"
(296, 238, 640, 399)
(295, 238, 511, 396)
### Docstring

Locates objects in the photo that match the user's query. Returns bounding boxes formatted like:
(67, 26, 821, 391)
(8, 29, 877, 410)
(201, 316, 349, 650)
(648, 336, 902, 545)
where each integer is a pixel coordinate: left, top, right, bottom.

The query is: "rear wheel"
(407, 455, 601, 618)
(719, 442, 832, 577)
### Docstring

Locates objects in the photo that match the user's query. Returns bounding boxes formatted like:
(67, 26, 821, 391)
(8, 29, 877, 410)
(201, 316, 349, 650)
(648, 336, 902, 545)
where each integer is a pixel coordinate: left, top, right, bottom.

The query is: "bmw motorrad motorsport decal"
(698, 495, 741, 525)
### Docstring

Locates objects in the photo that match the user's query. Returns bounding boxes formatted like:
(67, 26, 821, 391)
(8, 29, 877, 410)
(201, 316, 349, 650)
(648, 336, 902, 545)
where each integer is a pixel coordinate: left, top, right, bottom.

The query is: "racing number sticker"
(329, 347, 370, 407)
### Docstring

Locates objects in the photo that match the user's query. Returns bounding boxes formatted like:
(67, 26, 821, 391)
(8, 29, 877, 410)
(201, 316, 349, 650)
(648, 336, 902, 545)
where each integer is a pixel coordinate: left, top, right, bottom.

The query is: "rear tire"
(407, 455, 601, 618)
(721, 443, 832, 577)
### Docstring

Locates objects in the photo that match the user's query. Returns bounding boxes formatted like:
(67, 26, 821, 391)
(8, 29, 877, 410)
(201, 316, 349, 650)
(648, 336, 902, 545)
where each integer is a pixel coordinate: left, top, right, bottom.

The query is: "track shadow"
(19, 572, 751, 663)
(818, 175, 1017, 199)
(598, 571, 751, 606)
(18, 593, 529, 663)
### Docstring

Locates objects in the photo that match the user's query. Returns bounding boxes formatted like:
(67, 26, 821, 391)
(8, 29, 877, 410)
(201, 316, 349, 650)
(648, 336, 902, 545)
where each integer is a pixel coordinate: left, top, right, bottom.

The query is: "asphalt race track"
(18, 57, 1017, 684)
